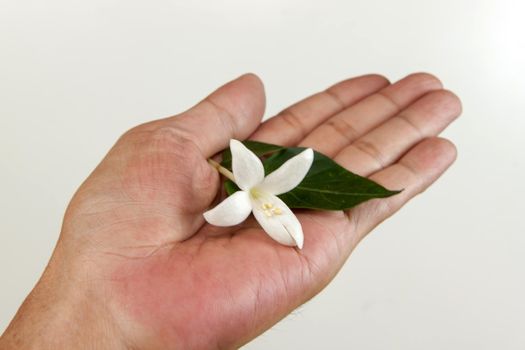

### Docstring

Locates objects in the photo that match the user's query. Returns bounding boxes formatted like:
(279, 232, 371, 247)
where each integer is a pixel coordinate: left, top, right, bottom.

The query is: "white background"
(1, 0, 524, 349)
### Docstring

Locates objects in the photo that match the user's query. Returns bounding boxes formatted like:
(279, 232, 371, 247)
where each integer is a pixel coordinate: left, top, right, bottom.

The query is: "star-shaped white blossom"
(204, 140, 314, 249)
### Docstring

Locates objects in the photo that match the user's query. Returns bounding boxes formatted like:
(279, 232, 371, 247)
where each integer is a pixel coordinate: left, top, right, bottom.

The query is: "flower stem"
(207, 159, 235, 182)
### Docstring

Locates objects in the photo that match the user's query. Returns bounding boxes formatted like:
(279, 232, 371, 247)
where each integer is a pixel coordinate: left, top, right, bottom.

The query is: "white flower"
(203, 140, 314, 249)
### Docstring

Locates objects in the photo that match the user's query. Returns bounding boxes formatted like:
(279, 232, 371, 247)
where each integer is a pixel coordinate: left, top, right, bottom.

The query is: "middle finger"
(299, 72, 443, 157)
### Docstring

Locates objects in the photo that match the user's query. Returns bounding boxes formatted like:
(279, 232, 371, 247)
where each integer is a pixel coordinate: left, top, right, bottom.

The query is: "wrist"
(0, 247, 126, 349)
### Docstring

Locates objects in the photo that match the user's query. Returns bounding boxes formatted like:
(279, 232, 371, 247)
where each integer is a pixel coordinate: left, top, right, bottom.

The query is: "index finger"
(250, 74, 390, 146)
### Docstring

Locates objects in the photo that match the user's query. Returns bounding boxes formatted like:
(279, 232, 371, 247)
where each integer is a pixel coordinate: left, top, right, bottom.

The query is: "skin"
(0, 73, 461, 349)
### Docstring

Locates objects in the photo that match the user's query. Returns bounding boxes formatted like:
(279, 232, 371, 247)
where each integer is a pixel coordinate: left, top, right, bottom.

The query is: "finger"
(334, 89, 461, 176)
(250, 74, 390, 146)
(158, 73, 266, 158)
(300, 72, 443, 157)
(349, 137, 457, 241)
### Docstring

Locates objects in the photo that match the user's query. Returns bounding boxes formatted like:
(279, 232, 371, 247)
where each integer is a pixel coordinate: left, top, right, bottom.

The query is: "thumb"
(162, 73, 266, 158)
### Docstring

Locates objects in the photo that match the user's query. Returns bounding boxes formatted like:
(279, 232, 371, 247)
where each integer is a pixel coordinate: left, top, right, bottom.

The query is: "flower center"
(250, 188, 283, 218)
(250, 188, 262, 198)
(261, 202, 283, 217)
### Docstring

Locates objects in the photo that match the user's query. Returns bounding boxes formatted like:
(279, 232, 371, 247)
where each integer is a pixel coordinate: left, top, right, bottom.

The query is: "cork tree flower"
(204, 139, 314, 249)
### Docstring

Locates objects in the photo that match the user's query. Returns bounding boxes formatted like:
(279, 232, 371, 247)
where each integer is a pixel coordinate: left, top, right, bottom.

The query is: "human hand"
(0, 73, 460, 349)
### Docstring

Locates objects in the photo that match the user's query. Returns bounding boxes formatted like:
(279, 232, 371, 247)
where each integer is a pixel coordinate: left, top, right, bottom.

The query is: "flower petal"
(203, 191, 252, 226)
(251, 193, 304, 249)
(230, 139, 265, 190)
(257, 148, 314, 195)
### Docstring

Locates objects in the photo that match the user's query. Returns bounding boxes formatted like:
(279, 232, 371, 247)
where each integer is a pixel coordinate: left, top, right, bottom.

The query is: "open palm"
(49, 73, 460, 349)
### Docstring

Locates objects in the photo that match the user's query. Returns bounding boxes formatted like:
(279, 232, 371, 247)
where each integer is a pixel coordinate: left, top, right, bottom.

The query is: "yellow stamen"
(272, 207, 282, 215)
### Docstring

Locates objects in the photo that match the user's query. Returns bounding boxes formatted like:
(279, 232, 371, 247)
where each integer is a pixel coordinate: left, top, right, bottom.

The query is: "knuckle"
(148, 126, 192, 150)
(352, 138, 386, 167)
(144, 126, 218, 197)
(118, 121, 159, 145)
(324, 88, 346, 110)
(123, 123, 198, 155)
(326, 118, 359, 142)
(279, 109, 307, 141)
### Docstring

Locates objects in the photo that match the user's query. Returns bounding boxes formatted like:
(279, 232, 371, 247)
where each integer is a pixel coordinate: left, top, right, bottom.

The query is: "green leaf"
(221, 141, 401, 211)
(263, 147, 401, 210)
(223, 179, 240, 195)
